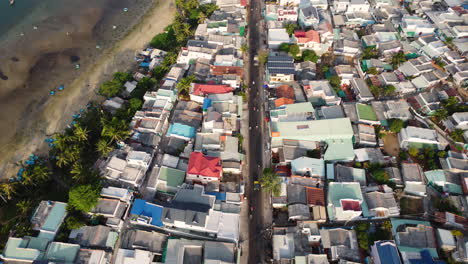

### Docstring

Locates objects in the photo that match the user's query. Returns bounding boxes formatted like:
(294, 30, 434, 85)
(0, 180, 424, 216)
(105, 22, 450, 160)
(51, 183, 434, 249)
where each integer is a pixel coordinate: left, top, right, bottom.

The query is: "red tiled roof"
(341, 200, 361, 211)
(276, 85, 295, 100)
(274, 97, 294, 107)
(296, 30, 320, 44)
(193, 84, 233, 96)
(241, 0, 248, 6)
(210, 65, 244, 76)
(306, 187, 325, 206)
(294, 30, 306, 38)
(187, 152, 222, 178)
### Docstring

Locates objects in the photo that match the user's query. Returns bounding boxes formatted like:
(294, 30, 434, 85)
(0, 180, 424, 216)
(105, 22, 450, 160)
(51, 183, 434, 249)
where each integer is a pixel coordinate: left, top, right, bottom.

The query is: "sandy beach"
(0, 0, 176, 179)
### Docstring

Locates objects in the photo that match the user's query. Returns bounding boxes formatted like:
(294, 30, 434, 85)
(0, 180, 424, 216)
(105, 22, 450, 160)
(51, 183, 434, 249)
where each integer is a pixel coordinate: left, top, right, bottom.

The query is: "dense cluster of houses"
(264, 0, 468, 263)
(0, 0, 249, 263)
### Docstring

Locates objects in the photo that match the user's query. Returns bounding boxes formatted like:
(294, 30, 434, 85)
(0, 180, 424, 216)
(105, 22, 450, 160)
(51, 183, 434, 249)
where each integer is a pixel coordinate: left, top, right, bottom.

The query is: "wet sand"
(0, 0, 176, 179)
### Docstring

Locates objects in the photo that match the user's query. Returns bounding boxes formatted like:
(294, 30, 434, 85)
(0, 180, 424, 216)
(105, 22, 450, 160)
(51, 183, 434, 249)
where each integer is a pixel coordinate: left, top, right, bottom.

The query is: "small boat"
(9, 0, 15, 6)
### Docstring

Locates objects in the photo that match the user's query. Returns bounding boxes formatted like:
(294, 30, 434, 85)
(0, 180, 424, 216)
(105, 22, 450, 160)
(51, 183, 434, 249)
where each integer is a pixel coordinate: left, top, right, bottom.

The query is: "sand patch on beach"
(0, 0, 176, 179)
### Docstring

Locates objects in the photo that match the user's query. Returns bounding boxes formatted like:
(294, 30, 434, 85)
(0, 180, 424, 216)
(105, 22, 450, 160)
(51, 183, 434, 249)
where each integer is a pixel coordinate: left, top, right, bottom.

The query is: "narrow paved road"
(246, 0, 269, 263)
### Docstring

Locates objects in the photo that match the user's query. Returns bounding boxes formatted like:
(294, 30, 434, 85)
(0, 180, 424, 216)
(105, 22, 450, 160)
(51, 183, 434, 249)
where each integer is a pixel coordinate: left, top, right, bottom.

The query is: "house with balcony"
(327, 182, 369, 222)
(268, 28, 292, 50)
(364, 191, 400, 218)
(30, 201, 67, 241)
(270, 118, 355, 161)
(399, 16, 435, 38)
(303, 80, 341, 106)
(266, 54, 296, 83)
(398, 126, 448, 150)
(298, 5, 320, 28)
(319, 228, 360, 262)
(186, 152, 223, 185)
(177, 40, 218, 64)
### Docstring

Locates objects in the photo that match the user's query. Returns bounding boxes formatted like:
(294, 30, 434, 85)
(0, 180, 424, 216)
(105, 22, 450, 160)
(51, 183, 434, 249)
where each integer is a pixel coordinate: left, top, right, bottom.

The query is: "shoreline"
(0, 0, 176, 179)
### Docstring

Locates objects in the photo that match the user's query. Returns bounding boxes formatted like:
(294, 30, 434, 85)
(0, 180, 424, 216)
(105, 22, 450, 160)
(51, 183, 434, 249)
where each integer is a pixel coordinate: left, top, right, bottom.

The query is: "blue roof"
(203, 98, 212, 110)
(205, 191, 227, 201)
(130, 199, 163, 227)
(167, 123, 196, 139)
(375, 241, 402, 264)
(409, 250, 446, 264)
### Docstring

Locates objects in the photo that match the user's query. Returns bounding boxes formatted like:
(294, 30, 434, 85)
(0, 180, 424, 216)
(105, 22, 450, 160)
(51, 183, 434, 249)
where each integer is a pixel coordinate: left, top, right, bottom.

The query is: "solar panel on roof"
(268, 68, 296, 74)
(268, 55, 294, 63)
(267, 62, 295, 68)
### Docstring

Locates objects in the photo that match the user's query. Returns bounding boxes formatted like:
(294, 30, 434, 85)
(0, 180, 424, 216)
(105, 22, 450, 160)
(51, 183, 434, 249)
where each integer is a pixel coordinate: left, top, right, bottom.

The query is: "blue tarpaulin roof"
(206, 191, 227, 201)
(375, 241, 401, 264)
(130, 199, 163, 226)
(139, 62, 150, 68)
(203, 98, 212, 110)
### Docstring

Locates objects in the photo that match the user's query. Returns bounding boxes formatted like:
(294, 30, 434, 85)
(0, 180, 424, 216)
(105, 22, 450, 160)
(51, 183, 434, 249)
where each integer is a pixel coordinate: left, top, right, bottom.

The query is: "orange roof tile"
(274, 97, 294, 107)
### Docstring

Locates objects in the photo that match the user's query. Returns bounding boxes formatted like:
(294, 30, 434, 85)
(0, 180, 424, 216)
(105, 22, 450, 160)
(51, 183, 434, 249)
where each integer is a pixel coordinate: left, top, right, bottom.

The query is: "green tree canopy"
(302, 50, 319, 63)
(327, 75, 341, 91)
(367, 67, 379, 75)
(408, 147, 419, 157)
(288, 44, 300, 57)
(372, 169, 390, 184)
(389, 118, 404, 133)
(391, 51, 407, 68)
(278, 43, 291, 53)
(68, 184, 101, 213)
(362, 47, 379, 60)
(284, 23, 297, 36)
(99, 79, 124, 98)
(260, 168, 282, 196)
(177, 75, 196, 98)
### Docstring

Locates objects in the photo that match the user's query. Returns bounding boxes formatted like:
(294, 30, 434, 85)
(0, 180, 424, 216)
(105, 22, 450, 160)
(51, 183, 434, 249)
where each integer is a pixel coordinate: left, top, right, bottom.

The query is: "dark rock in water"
(0, 71, 8, 80)
(70, 55, 80, 63)
(10, 57, 19, 62)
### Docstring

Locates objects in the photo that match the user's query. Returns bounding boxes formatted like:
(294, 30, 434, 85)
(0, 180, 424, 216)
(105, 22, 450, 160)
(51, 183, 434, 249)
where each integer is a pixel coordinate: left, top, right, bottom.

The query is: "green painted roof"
(424, 170, 446, 182)
(357, 103, 378, 121)
(45, 242, 80, 263)
(41, 202, 67, 233)
(159, 167, 186, 188)
(284, 102, 314, 114)
(2, 237, 47, 261)
(327, 182, 369, 221)
(323, 138, 355, 161)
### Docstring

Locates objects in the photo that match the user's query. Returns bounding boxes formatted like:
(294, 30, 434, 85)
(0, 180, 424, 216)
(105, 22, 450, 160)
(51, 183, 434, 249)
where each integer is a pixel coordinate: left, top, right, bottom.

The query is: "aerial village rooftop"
(1, 0, 468, 263)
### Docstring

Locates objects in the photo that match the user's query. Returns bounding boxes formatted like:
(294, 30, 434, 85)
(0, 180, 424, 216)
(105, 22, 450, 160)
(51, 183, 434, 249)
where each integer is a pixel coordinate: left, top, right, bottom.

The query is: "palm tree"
(73, 125, 89, 142)
(0, 183, 16, 200)
(391, 51, 407, 68)
(102, 125, 130, 143)
(17, 200, 33, 216)
(198, 12, 207, 24)
(260, 168, 282, 196)
(177, 75, 196, 98)
(96, 139, 114, 157)
(54, 134, 69, 151)
(56, 153, 70, 168)
(240, 44, 248, 54)
(450, 129, 465, 142)
(433, 108, 448, 121)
